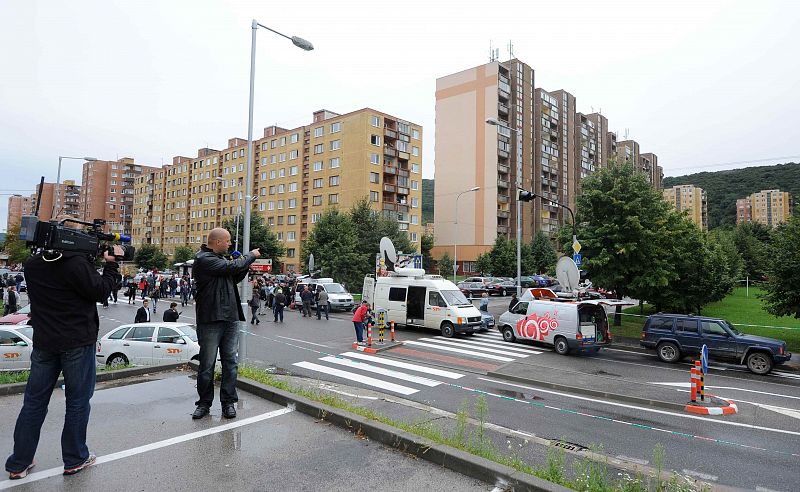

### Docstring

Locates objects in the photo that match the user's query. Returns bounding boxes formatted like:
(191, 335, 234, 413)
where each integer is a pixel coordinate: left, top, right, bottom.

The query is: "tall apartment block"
(6, 195, 32, 230)
(80, 158, 157, 236)
(736, 189, 792, 228)
(662, 184, 708, 231)
(132, 108, 424, 272)
(26, 180, 82, 223)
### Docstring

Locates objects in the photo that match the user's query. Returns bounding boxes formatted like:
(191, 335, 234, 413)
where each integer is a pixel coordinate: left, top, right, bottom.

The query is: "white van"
(497, 297, 613, 355)
(293, 278, 354, 312)
(363, 273, 483, 337)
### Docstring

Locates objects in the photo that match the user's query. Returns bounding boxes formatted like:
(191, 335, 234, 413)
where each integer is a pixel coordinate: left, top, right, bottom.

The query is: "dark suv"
(640, 314, 791, 375)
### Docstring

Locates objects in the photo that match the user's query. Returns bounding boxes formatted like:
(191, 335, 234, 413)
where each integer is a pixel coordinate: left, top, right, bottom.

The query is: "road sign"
(573, 254, 582, 266)
(701, 344, 709, 374)
(572, 239, 581, 254)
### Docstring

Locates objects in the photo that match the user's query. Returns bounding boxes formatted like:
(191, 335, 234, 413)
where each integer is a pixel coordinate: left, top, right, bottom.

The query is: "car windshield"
(441, 290, 470, 306)
(322, 283, 346, 293)
(724, 321, 741, 335)
(180, 325, 198, 342)
(18, 327, 33, 340)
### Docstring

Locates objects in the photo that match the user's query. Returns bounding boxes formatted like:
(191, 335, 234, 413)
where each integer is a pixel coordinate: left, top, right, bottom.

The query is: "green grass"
(0, 371, 30, 385)
(612, 287, 800, 352)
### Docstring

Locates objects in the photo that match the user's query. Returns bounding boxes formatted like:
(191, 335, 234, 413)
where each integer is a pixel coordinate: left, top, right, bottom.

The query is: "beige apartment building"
(736, 189, 792, 228)
(6, 195, 32, 230)
(663, 184, 708, 230)
(132, 108, 424, 272)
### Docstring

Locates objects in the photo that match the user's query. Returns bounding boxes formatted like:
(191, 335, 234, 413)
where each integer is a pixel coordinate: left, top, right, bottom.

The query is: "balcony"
(497, 225, 509, 234)
(383, 184, 396, 193)
(497, 163, 510, 174)
(384, 146, 397, 157)
(384, 129, 397, 139)
(397, 169, 410, 178)
(498, 149, 509, 159)
(498, 194, 510, 204)
(384, 165, 398, 175)
(497, 210, 510, 219)
(397, 204, 409, 213)
(498, 102, 509, 114)
(383, 203, 397, 211)
(497, 178, 510, 189)
(397, 187, 410, 195)
(398, 151, 410, 160)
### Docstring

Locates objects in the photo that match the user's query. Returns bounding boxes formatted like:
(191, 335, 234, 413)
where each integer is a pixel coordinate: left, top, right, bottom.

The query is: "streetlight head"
(469, 186, 480, 192)
(83, 157, 98, 161)
(291, 36, 314, 51)
(485, 118, 499, 126)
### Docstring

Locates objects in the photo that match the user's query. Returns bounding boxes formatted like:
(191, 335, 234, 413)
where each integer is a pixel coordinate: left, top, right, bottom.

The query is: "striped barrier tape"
(617, 312, 800, 331)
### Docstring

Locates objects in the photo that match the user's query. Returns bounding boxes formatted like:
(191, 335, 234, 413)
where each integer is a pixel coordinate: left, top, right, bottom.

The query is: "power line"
(668, 155, 800, 173)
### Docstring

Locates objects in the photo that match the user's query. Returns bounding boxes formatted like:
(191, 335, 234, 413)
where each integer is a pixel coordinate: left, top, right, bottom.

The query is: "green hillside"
(422, 179, 434, 224)
(662, 162, 800, 228)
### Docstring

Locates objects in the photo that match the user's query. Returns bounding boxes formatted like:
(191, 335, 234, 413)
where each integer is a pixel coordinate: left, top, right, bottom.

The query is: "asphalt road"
(83, 295, 800, 491)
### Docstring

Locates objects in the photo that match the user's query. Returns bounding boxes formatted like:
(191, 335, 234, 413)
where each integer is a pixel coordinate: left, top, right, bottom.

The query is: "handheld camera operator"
(6, 215, 125, 479)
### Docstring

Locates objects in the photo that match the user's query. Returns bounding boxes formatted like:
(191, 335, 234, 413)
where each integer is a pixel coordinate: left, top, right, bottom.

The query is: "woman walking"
(249, 280, 261, 325)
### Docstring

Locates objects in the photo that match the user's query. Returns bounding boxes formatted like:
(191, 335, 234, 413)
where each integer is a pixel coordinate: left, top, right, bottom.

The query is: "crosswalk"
(403, 331, 542, 363)
(293, 351, 464, 396)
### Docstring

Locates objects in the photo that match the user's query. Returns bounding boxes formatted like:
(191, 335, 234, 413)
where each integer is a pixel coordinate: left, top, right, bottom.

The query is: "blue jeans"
(353, 322, 365, 342)
(6, 345, 96, 472)
(196, 321, 239, 408)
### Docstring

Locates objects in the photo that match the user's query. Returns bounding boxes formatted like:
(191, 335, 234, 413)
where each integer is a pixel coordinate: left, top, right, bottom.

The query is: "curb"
(485, 371, 686, 412)
(350, 341, 403, 354)
(186, 362, 569, 492)
(685, 396, 738, 416)
(0, 362, 188, 397)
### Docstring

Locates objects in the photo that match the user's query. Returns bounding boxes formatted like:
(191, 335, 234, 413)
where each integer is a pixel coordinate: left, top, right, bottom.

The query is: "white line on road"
(319, 356, 442, 387)
(0, 407, 294, 490)
(651, 382, 800, 401)
(477, 377, 800, 437)
(275, 335, 332, 348)
(418, 338, 528, 358)
(439, 337, 543, 355)
(682, 469, 718, 482)
(340, 352, 464, 379)
(403, 340, 514, 362)
(293, 361, 418, 395)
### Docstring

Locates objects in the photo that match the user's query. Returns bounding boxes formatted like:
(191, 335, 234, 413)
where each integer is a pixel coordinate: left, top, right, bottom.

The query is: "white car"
(96, 322, 200, 368)
(0, 325, 33, 370)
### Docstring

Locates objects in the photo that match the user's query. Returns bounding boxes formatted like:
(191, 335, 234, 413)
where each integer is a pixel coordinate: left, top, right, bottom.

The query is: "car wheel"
(502, 289, 507, 296)
(502, 326, 516, 342)
(554, 336, 570, 355)
(441, 322, 455, 338)
(746, 352, 773, 375)
(657, 342, 681, 363)
(106, 353, 129, 368)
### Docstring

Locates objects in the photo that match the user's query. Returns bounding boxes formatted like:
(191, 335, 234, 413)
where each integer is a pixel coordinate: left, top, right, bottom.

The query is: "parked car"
(0, 304, 31, 325)
(640, 313, 791, 375)
(457, 280, 488, 298)
(485, 278, 516, 296)
(96, 322, 200, 368)
(0, 325, 33, 370)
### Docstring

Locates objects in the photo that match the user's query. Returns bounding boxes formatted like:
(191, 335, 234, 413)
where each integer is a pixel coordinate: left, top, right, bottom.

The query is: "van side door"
(387, 287, 407, 326)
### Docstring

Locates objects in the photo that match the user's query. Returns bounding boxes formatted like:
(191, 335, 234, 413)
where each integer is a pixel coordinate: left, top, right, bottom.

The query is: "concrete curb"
(0, 362, 188, 397)
(485, 371, 686, 412)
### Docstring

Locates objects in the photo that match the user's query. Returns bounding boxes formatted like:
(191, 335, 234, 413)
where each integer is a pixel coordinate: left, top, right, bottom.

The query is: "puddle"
(96, 377, 160, 390)
(491, 387, 542, 400)
(593, 370, 621, 377)
(264, 365, 300, 377)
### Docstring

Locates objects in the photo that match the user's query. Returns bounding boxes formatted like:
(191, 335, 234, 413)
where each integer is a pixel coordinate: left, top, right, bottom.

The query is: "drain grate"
(550, 439, 588, 452)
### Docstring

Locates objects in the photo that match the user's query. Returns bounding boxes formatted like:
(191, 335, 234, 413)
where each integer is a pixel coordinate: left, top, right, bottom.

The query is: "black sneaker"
(222, 404, 237, 419)
(63, 454, 96, 476)
(192, 406, 210, 419)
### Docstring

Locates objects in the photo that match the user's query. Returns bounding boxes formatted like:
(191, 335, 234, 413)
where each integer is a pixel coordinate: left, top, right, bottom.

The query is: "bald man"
(191, 228, 260, 419)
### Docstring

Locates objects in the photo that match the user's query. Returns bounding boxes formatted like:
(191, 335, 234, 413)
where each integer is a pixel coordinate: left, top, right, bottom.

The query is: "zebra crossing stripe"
(340, 352, 464, 379)
(471, 333, 504, 341)
(403, 340, 514, 362)
(292, 361, 418, 395)
(433, 336, 542, 355)
(319, 356, 442, 387)
(419, 337, 532, 358)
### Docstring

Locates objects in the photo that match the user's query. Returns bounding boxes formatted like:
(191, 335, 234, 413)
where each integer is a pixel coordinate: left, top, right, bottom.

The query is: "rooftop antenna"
(624, 128, 629, 140)
(507, 40, 515, 59)
(489, 41, 498, 62)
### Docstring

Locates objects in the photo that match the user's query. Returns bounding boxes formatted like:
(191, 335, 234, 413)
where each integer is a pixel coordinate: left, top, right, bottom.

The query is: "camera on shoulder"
(19, 216, 135, 262)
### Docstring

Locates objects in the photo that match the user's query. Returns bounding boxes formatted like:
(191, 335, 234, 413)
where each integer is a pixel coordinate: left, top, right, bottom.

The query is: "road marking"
(682, 469, 718, 482)
(390, 347, 499, 372)
(742, 402, 800, 420)
(293, 361, 418, 395)
(651, 382, 800, 401)
(0, 407, 294, 490)
(772, 371, 800, 380)
(319, 356, 442, 387)
(477, 377, 800, 437)
(403, 340, 514, 362)
(440, 337, 543, 355)
(418, 338, 530, 358)
(472, 333, 504, 341)
(340, 352, 464, 379)
(276, 335, 331, 348)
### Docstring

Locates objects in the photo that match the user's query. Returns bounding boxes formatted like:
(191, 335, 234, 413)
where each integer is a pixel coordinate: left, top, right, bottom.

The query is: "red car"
(0, 303, 31, 325)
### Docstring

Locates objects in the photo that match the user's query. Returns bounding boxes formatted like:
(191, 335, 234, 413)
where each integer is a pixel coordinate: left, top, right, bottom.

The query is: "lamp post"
(240, 21, 312, 360)
(54, 156, 96, 219)
(453, 187, 480, 282)
(486, 118, 523, 295)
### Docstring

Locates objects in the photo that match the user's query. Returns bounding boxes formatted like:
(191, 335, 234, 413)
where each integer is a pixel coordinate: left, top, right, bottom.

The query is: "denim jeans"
(6, 345, 96, 473)
(316, 303, 329, 320)
(273, 305, 284, 322)
(353, 322, 365, 342)
(195, 320, 239, 408)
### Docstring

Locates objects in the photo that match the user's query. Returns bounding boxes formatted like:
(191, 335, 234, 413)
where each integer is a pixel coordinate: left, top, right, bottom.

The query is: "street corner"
(685, 395, 738, 416)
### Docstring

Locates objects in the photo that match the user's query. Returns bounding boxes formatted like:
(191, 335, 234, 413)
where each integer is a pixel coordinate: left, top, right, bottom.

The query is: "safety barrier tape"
(616, 312, 800, 331)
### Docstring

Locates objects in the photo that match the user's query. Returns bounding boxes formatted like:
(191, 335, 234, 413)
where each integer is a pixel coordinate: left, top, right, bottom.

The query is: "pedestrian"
(111, 278, 120, 304)
(14, 273, 23, 292)
(258, 280, 268, 315)
(135, 299, 151, 323)
(3, 286, 19, 316)
(249, 280, 261, 325)
(139, 277, 147, 299)
(352, 301, 370, 345)
(479, 292, 489, 312)
(316, 286, 329, 320)
(5, 242, 120, 479)
(273, 288, 285, 323)
(150, 285, 160, 313)
(162, 302, 180, 322)
(180, 278, 190, 307)
(126, 279, 137, 304)
(191, 227, 259, 420)
(266, 282, 274, 309)
(169, 277, 178, 298)
(300, 285, 314, 317)
(508, 293, 518, 311)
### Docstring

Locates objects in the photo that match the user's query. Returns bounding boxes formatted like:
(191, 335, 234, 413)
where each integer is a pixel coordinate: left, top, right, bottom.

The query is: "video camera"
(19, 216, 135, 262)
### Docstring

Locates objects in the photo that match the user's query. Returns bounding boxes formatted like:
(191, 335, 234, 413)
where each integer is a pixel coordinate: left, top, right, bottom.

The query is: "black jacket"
(135, 306, 151, 323)
(162, 309, 180, 322)
(192, 246, 256, 323)
(25, 251, 120, 352)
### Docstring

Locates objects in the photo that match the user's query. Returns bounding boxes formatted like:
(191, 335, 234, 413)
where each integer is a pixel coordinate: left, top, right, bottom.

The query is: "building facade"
(736, 189, 792, 228)
(6, 195, 32, 230)
(662, 184, 708, 231)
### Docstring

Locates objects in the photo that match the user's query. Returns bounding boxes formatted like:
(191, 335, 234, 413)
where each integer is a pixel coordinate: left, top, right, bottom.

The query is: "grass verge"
(0, 363, 136, 385)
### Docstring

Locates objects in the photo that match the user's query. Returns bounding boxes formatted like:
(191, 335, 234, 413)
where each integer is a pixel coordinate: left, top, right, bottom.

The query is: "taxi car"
(0, 325, 33, 370)
(96, 322, 200, 368)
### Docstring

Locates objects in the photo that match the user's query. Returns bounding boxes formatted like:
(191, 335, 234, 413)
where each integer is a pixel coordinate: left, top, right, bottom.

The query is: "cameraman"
(5, 244, 121, 479)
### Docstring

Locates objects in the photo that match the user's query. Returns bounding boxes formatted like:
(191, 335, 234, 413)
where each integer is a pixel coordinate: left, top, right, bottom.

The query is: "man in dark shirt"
(6, 246, 120, 479)
(135, 299, 151, 323)
(163, 302, 180, 322)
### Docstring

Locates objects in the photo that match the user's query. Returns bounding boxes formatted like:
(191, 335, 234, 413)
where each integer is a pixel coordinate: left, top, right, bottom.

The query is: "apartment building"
(736, 189, 792, 228)
(663, 184, 708, 231)
(132, 108, 424, 272)
(80, 158, 156, 236)
(6, 195, 32, 230)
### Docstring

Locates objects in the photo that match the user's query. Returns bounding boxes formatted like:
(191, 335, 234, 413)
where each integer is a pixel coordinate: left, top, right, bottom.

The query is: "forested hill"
(663, 162, 800, 228)
(422, 179, 434, 224)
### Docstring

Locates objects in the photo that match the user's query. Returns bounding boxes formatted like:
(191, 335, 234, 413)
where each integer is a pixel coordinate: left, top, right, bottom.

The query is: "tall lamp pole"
(55, 156, 96, 219)
(453, 187, 480, 282)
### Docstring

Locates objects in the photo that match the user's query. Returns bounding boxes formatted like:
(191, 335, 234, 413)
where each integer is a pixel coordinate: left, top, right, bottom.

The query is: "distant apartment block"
(30, 180, 82, 222)
(663, 184, 708, 230)
(6, 195, 32, 230)
(132, 108, 423, 273)
(736, 189, 792, 228)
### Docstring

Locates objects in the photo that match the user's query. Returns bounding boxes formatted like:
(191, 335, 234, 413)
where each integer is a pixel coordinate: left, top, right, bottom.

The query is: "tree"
(349, 197, 414, 270)
(2, 223, 30, 265)
(438, 252, 453, 278)
(172, 246, 195, 265)
(222, 213, 284, 268)
(301, 209, 362, 291)
(475, 252, 493, 276)
(421, 234, 435, 272)
(486, 236, 517, 277)
(530, 231, 557, 274)
(733, 223, 769, 280)
(762, 216, 800, 319)
(135, 244, 169, 271)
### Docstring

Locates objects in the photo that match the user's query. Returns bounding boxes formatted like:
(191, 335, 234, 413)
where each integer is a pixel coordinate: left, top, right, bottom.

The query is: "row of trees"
(436, 232, 558, 280)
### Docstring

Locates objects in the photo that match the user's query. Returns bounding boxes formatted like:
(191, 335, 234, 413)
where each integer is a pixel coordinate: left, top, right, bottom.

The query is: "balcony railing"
(497, 179, 509, 189)
(384, 129, 397, 139)
(384, 165, 398, 175)
(497, 163, 510, 174)
(498, 194, 509, 204)
(384, 147, 397, 157)
(383, 184, 396, 193)
(497, 210, 510, 219)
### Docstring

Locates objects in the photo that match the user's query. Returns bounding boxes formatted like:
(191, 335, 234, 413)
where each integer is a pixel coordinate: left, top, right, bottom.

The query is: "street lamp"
(241, 20, 312, 359)
(54, 156, 97, 218)
(453, 186, 480, 282)
(486, 118, 524, 295)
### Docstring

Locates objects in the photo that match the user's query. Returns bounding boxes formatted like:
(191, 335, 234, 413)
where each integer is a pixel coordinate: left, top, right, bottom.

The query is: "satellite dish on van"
(380, 236, 424, 277)
(556, 256, 580, 292)
(308, 253, 315, 273)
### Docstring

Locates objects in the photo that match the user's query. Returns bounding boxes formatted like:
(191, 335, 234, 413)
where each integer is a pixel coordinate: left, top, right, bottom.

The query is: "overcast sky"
(2, 0, 799, 232)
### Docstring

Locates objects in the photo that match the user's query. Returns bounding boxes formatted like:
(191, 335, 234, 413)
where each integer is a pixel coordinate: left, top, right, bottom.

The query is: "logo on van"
(516, 312, 559, 341)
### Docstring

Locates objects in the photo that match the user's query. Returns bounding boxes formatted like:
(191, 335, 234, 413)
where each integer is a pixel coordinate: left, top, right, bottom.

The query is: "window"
(279, 168, 286, 178)
(269, 186, 276, 195)
(0, 330, 24, 345)
(388, 287, 406, 301)
(411, 197, 419, 208)
(411, 232, 418, 242)
(287, 231, 296, 241)
(127, 326, 155, 341)
(278, 184, 285, 193)
(314, 144, 323, 154)
(411, 180, 419, 190)
(287, 215, 296, 225)
(288, 183, 297, 193)
(288, 198, 297, 208)
(279, 153, 286, 162)
(312, 195, 323, 206)
(412, 146, 419, 156)
(311, 213, 321, 223)
(313, 161, 323, 171)
(371, 115, 381, 127)
(676, 319, 698, 334)
(157, 327, 183, 344)
(290, 133, 299, 144)
(313, 178, 323, 188)
(270, 170, 276, 179)
(268, 201, 275, 211)
(397, 141, 408, 152)
(411, 215, 418, 225)
(329, 176, 340, 186)
(278, 200, 285, 210)
(370, 135, 381, 146)
(648, 317, 674, 331)
(330, 122, 341, 133)
(370, 172, 379, 184)
(290, 166, 298, 176)
(287, 248, 296, 258)
(429, 291, 447, 308)
(512, 302, 529, 315)
(280, 136, 286, 146)
(107, 327, 130, 340)
(289, 150, 298, 160)
(329, 157, 340, 169)
(329, 194, 338, 204)
(412, 128, 420, 139)
(411, 163, 420, 173)
(330, 140, 341, 151)
(370, 191, 379, 202)
(702, 321, 728, 336)
(370, 153, 380, 165)
(314, 127, 323, 138)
